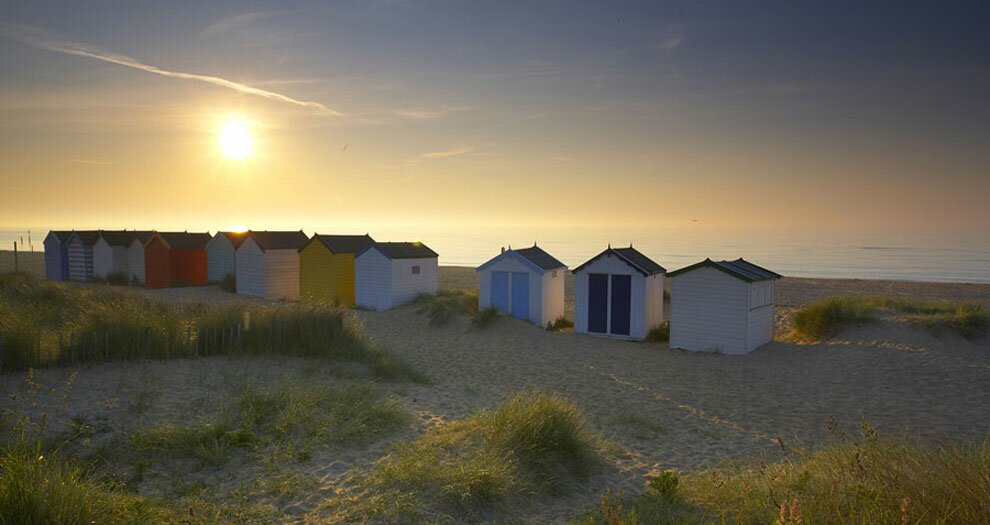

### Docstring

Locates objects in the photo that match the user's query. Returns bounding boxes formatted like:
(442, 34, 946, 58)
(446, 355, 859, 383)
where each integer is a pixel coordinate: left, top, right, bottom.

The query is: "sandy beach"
(2, 252, 990, 521)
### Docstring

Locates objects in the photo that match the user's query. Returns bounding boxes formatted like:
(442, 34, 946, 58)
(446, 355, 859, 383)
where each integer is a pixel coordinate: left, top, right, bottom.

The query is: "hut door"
(610, 275, 631, 336)
(510, 272, 529, 320)
(588, 273, 608, 333)
(491, 272, 510, 313)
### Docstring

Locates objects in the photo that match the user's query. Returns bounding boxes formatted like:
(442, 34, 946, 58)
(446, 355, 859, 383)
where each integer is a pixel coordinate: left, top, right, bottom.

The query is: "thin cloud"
(0, 22, 341, 116)
(72, 159, 113, 165)
(394, 106, 475, 119)
(417, 146, 474, 159)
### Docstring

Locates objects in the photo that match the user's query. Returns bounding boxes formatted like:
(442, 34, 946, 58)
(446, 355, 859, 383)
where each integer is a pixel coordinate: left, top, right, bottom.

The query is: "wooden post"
(12, 241, 18, 273)
(37, 332, 42, 367)
(58, 332, 63, 365)
(105, 332, 109, 361)
(69, 333, 75, 365)
(0, 332, 4, 374)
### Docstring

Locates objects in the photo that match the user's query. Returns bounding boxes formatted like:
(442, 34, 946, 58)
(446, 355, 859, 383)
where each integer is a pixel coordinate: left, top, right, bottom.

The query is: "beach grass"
(0, 272, 426, 382)
(413, 289, 479, 327)
(580, 427, 990, 524)
(322, 390, 606, 521)
(546, 315, 574, 332)
(644, 323, 669, 343)
(472, 307, 501, 329)
(792, 295, 989, 340)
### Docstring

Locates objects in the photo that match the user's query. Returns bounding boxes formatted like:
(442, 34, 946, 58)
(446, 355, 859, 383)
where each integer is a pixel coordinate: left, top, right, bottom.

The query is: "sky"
(1, 0, 989, 240)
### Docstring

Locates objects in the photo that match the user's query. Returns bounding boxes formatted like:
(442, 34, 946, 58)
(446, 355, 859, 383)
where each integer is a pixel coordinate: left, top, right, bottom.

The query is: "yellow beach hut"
(299, 234, 376, 305)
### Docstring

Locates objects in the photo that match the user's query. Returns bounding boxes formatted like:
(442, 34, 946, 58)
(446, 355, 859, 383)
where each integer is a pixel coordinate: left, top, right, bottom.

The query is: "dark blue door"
(588, 273, 608, 333)
(511, 272, 529, 320)
(610, 274, 631, 336)
(491, 272, 509, 313)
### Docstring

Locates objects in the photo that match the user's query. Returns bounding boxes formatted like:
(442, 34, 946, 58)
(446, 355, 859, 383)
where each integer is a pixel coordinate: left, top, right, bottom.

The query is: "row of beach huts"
(43, 230, 781, 354)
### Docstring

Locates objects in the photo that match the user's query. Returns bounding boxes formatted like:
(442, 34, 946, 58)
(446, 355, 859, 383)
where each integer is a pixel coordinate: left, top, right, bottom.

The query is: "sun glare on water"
(218, 119, 254, 159)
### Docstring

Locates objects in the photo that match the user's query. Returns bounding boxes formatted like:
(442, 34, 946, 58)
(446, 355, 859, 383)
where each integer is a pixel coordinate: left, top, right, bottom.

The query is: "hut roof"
(98, 230, 143, 247)
(151, 232, 212, 250)
(218, 231, 250, 249)
(361, 242, 438, 260)
(667, 258, 781, 282)
(70, 231, 101, 245)
(514, 246, 566, 271)
(572, 246, 666, 276)
(247, 231, 309, 251)
(309, 234, 376, 254)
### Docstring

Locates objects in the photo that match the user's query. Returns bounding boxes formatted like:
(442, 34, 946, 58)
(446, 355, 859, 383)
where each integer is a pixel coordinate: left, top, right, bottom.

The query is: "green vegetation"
(219, 273, 236, 293)
(127, 380, 407, 470)
(472, 307, 501, 329)
(644, 322, 669, 343)
(581, 427, 990, 524)
(413, 289, 479, 327)
(323, 390, 606, 521)
(546, 315, 574, 331)
(105, 271, 130, 286)
(792, 295, 989, 340)
(0, 272, 426, 382)
(608, 409, 666, 440)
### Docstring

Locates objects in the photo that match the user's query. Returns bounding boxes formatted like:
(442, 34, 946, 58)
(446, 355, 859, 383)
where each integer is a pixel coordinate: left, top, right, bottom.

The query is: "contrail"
(0, 23, 342, 116)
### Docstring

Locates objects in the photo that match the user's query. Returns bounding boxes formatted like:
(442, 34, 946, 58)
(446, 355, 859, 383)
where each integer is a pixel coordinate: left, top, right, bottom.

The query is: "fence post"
(37, 332, 42, 368)
(0, 332, 4, 374)
(69, 333, 75, 365)
(13, 241, 18, 273)
(105, 332, 109, 361)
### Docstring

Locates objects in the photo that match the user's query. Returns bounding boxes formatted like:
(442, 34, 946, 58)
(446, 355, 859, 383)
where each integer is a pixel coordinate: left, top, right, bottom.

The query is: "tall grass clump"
(472, 307, 501, 329)
(219, 273, 236, 293)
(0, 441, 167, 524)
(324, 390, 605, 521)
(792, 296, 877, 339)
(413, 289, 479, 327)
(792, 294, 990, 341)
(546, 315, 573, 332)
(644, 323, 669, 343)
(581, 427, 990, 524)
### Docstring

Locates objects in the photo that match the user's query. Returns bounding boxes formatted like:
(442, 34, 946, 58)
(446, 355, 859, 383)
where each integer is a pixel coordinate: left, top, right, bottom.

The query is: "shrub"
(219, 273, 236, 293)
(413, 289, 479, 327)
(104, 272, 129, 286)
(546, 315, 573, 331)
(792, 296, 876, 339)
(472, 307, 501, 329)
(644, 323, 669, 343)
(324, 390, 606, 521)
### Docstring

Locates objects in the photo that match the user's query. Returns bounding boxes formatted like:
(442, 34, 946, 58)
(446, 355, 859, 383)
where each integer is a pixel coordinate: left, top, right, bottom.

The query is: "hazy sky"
(1, 0, 988, 236)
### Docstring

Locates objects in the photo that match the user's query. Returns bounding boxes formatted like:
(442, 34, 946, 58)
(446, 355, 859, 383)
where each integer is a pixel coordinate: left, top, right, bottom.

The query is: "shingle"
(513, 246, 566, 271)
(247, 231, 309, 251)
(314, 234, 376, 254)
(371, 242, 438, 259)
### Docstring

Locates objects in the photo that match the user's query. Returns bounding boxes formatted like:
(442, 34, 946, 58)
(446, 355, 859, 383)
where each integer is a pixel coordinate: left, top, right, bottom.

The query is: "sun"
(218, 119, 254, 159)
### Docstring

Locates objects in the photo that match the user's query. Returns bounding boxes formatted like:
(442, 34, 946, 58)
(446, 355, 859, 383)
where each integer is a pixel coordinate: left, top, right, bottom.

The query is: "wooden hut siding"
(43, 232, 69, 281)
(127, 239, 145, 284)
(573, 253, 662, 340)
(170, 249, 208, 286)
(746, 280, 776, 350)
(67, 235, 94, 282)
(299, 244, 358, 305)
(144, 237, 172, 289)
(477, 247, 566, 326)
(354, 248, 392, 310)
(669, 267, 748, 353)
(235, 240, 266, 297)
(389, 257, 438, 307)
(93, 238, 129, 279)
(206, 235, 237, 283)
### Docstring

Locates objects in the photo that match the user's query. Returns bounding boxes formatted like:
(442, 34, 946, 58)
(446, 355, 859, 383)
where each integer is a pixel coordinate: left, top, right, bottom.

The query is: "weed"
(546, 315, 574, 332)
(472, 307, 501, 329)
(644, 323, 669, 343)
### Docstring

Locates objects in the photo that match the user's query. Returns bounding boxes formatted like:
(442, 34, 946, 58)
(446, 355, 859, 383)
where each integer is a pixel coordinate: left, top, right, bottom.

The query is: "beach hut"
(572, 246, 666, 340)
(476, 244, 567, 326)
(298, 234, 376, 305)
(206, 231, 249, 283)
(125, 231, 154, 285)
(667, 258, 782, 355)
(43, 230, 72, 281)
(235, 231, 309, 299)
(144, 232, 212, 289)
(66, 231, 100, 282)
(93, 231, 137, 280)
(354, 242, 439, 311)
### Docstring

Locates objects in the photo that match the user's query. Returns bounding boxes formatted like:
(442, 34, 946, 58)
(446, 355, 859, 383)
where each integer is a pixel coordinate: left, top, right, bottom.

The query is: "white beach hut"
(206, 231, 249, 283)
(235, 231, 309, 299)
(667, 258, 782, 355)
(573, 246, 666, 340)
(476, 244, 566, 326)
(354, 242, 439, 310)
(93, 231, 135, 280)
(125, 231, 154, 285)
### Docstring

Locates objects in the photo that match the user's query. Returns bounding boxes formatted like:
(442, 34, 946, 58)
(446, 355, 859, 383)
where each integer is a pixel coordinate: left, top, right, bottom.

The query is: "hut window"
(552, 270, 558, 278)
(411, 265, 421, 275)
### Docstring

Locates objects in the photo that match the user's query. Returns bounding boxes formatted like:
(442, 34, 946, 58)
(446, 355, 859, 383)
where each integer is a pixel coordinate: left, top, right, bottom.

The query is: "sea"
(3, 226, 988, 284)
